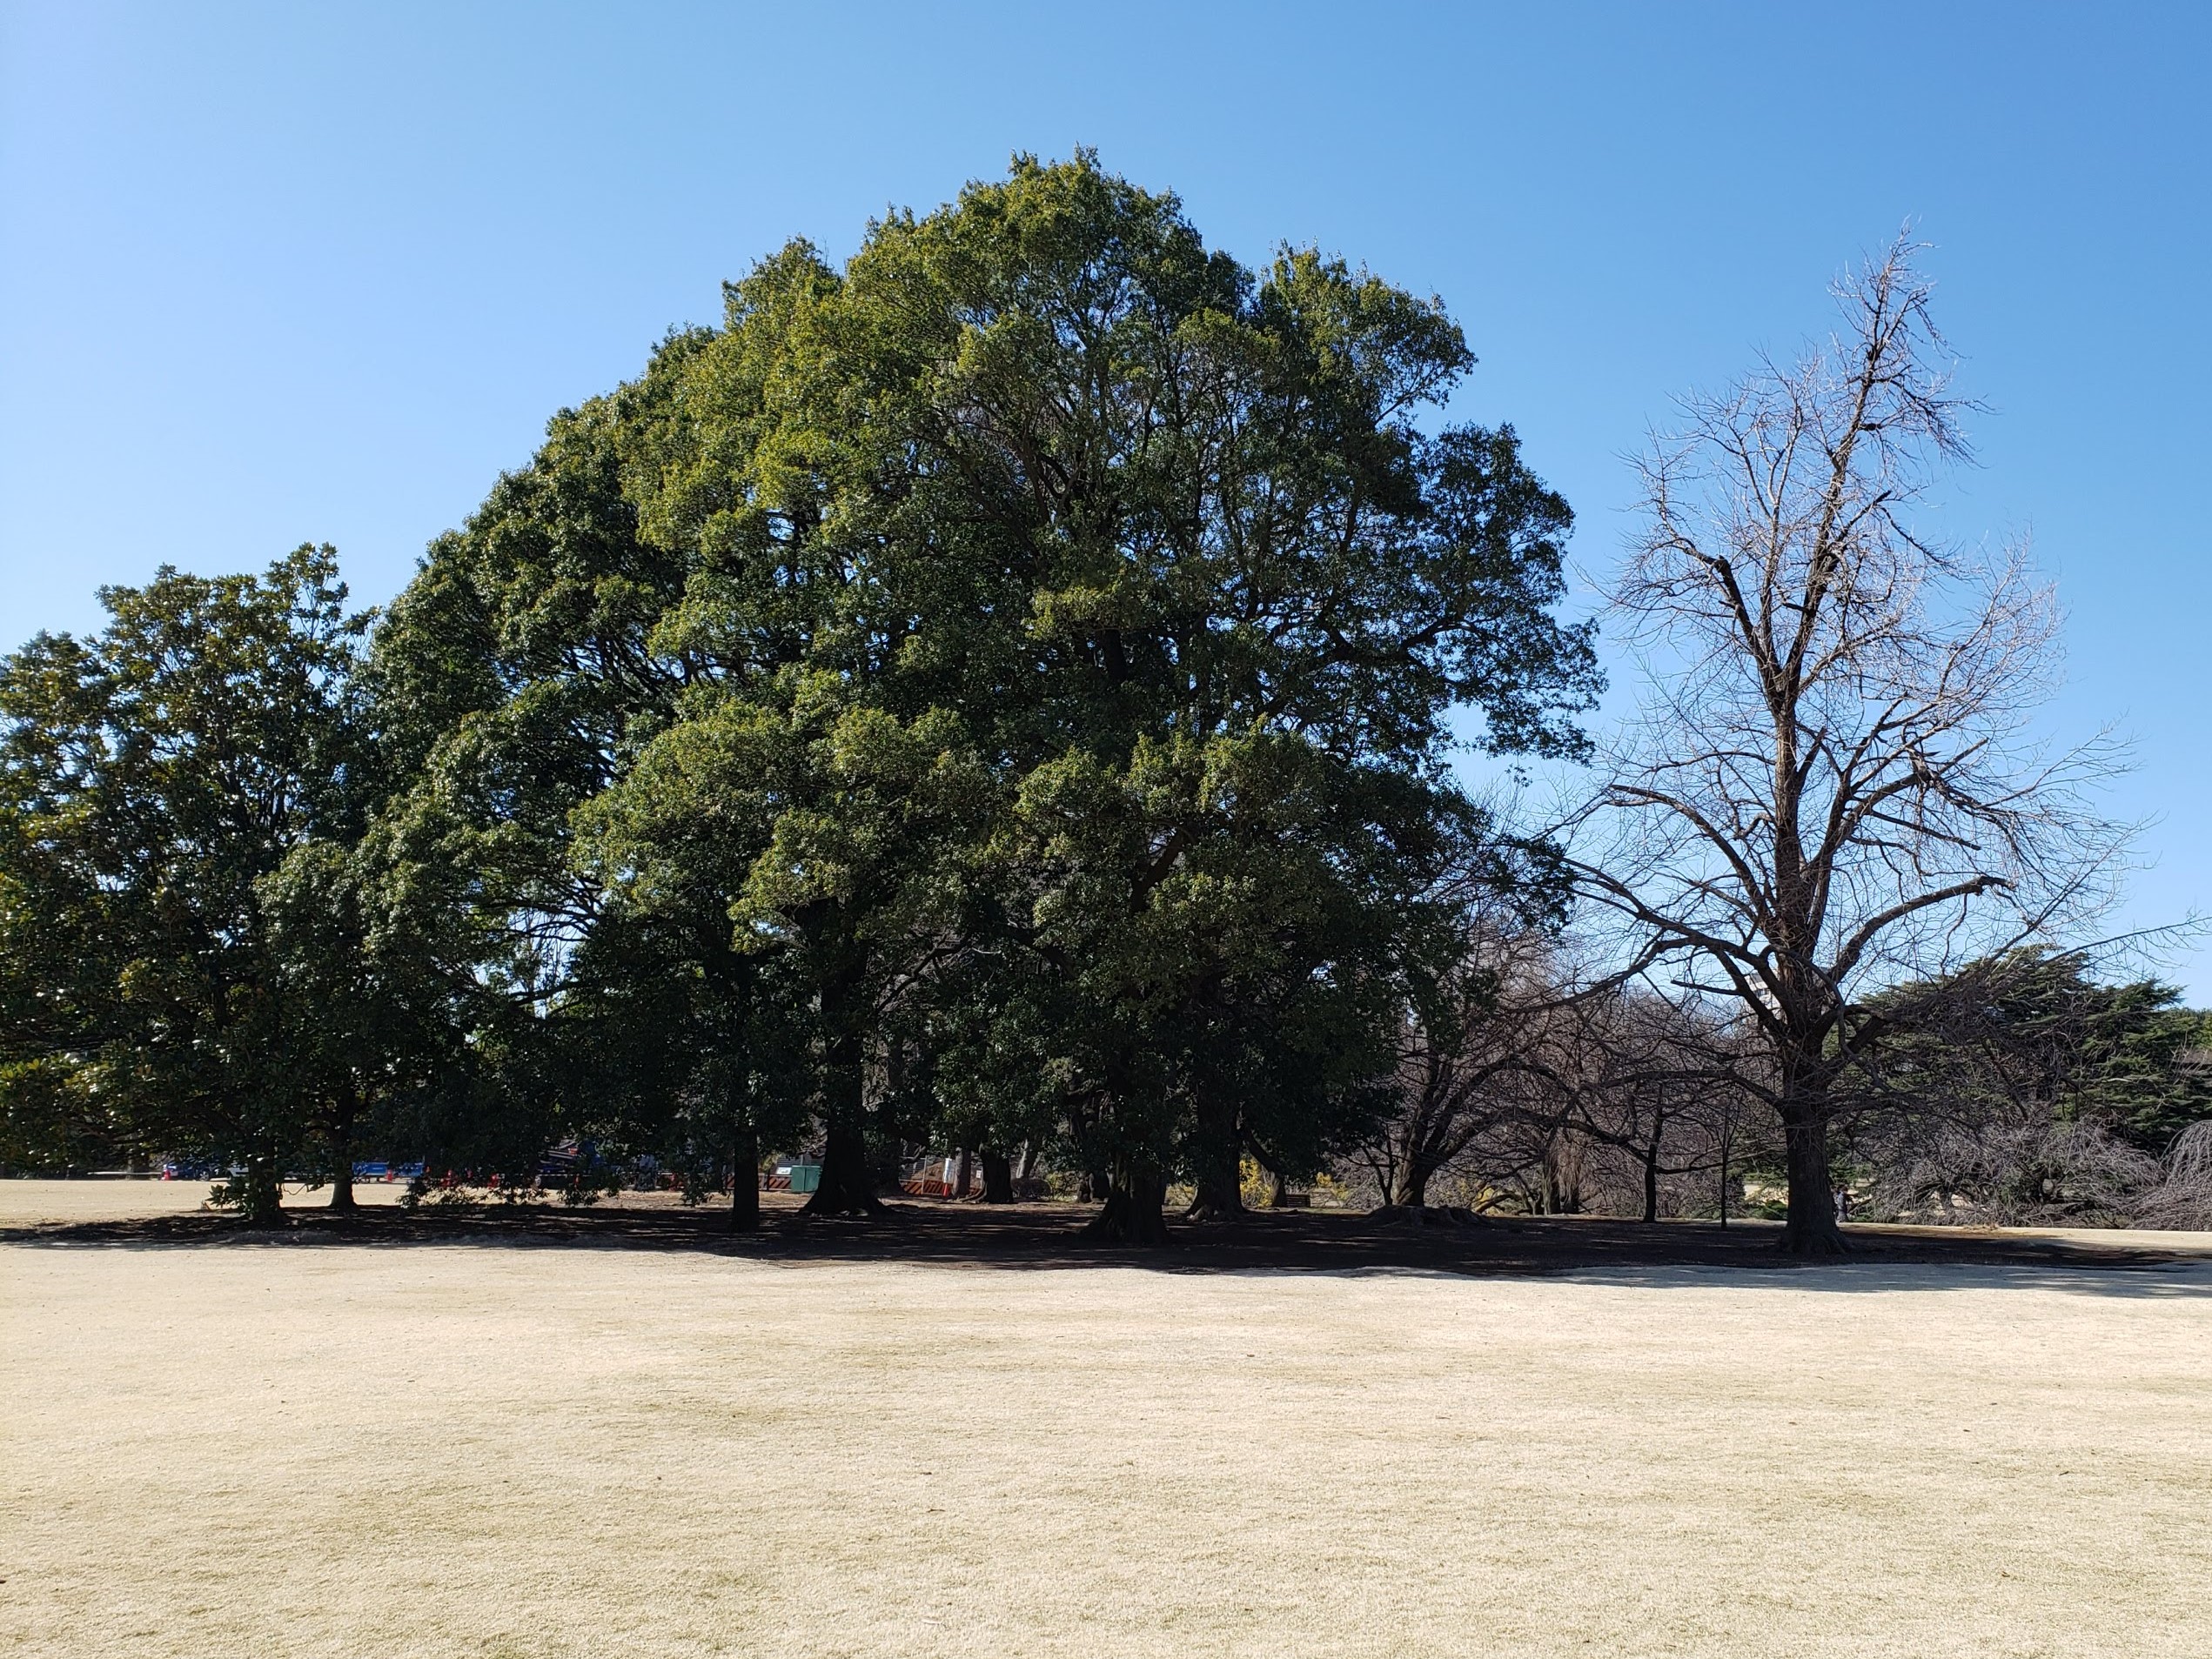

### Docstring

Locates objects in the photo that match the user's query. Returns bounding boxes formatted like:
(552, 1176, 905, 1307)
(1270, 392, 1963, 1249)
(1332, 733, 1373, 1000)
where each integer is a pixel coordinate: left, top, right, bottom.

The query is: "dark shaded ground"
(8, 1193, 2205, 1277)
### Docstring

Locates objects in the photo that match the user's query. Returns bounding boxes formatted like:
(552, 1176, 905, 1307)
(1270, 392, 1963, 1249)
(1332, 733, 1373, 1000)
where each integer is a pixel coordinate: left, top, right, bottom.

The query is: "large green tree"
(362, 332, 720, 1197)
(0, 548, 392, 1221)
(372, 153, 1599, 1237)
(769, 157, 1598, 1236)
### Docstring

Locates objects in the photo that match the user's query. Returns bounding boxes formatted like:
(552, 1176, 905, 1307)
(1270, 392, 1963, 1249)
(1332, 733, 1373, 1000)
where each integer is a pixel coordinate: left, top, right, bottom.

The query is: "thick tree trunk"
(1184, 1097, 1244, 1222)
(978, 1148, 1015, 1204)
(327, 1097, 357, 1213)
(1641, 1147, 1659, 1224)
(730, 1121, 761, 1234)
(1083, 1158, 1169, 1246)
(953, 1147, 973, 1200)
(1185, 1166, 1243, 1221)
(804, 1115, 883, 1216)
(1389, 1160, 1432, 1209)
(1780, 1113, 1847, 1255)
(801, 960, 883, 1217)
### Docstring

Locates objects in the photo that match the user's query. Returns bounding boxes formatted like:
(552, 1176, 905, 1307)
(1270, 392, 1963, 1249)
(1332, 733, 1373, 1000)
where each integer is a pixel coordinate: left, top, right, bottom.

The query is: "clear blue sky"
(3, 2, 2206, 995)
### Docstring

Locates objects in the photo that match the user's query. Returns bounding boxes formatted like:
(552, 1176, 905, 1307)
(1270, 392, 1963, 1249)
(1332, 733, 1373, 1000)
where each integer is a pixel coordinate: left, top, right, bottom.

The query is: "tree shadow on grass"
(7, 1198, 2208, 1294)
(1533, 1259, 2212, 1299)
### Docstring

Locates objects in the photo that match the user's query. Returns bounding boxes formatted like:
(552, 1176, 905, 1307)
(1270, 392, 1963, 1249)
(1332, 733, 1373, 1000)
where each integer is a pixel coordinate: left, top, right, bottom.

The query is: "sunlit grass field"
(4, 1181, 2209, 1658)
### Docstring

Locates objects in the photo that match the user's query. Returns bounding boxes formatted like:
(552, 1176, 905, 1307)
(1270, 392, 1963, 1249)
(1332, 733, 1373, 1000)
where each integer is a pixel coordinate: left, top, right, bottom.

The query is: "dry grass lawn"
(3, 1181, 2209, 1657)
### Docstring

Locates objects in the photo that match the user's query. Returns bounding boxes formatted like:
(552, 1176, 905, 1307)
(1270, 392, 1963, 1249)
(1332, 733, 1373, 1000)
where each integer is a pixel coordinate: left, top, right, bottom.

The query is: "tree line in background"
(3, 157, 2207, 1250)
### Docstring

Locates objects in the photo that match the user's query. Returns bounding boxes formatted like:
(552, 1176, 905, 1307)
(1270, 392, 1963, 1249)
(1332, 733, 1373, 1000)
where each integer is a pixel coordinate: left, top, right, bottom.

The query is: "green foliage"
(0, 550, 372, 1213)
(600, 151, 1595, 1223)
(1841, 949, 2212, 1223)
(1864, 949, 2212, 1151)
(5, 155, 1599, 1236)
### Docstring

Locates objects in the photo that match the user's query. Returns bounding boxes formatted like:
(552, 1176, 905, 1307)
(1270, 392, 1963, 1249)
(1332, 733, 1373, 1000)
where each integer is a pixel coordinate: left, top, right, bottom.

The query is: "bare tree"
(1572, 236, 2129, 1254)
(1532, 985, 1754, 1224)
(1359, 911, 1779, 1223)
(1360, 920, 1557, 1209)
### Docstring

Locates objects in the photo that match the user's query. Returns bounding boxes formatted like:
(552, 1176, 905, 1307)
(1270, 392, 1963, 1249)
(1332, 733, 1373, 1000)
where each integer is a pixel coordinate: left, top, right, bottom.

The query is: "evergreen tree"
(0, 549, 379, 1220)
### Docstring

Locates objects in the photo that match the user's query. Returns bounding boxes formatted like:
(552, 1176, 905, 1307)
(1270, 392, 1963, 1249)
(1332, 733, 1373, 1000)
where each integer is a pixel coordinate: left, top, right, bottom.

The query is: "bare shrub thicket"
(1525, 983, 1773, 1222)
(1353, 906, 1557, 1210)
(1352, 923, 1779, 1221)
(1850, 1111, 2157, 1227)
(2136, 1122, 2212, 1229)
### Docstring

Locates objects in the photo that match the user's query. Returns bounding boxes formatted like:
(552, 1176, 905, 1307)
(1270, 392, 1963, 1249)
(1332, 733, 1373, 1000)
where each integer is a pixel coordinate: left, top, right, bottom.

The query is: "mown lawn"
(3, 1183, 2209, 1657)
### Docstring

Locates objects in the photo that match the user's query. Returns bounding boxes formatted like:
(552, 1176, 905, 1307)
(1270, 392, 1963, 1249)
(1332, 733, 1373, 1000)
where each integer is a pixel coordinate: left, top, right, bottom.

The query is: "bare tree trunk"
(1641, 1145, 1659, 1224)
(978, 1148, 1015, 1204)
(1085, 1156, 1170, 1246)
(730, 1120, 760, 1233)
(802, 962, 883, 1217)
(1184, 1096, 1243, 1221)
(953, 1147, 973, 1200)
(1389, 1159, 1431, 1208)
(327, 1095, 356, 1214)
(1780, 1114, 1846, 1255)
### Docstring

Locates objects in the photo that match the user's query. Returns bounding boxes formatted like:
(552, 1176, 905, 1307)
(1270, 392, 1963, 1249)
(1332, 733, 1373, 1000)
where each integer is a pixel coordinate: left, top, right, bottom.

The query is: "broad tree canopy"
(373, 152, 1601, 1234)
